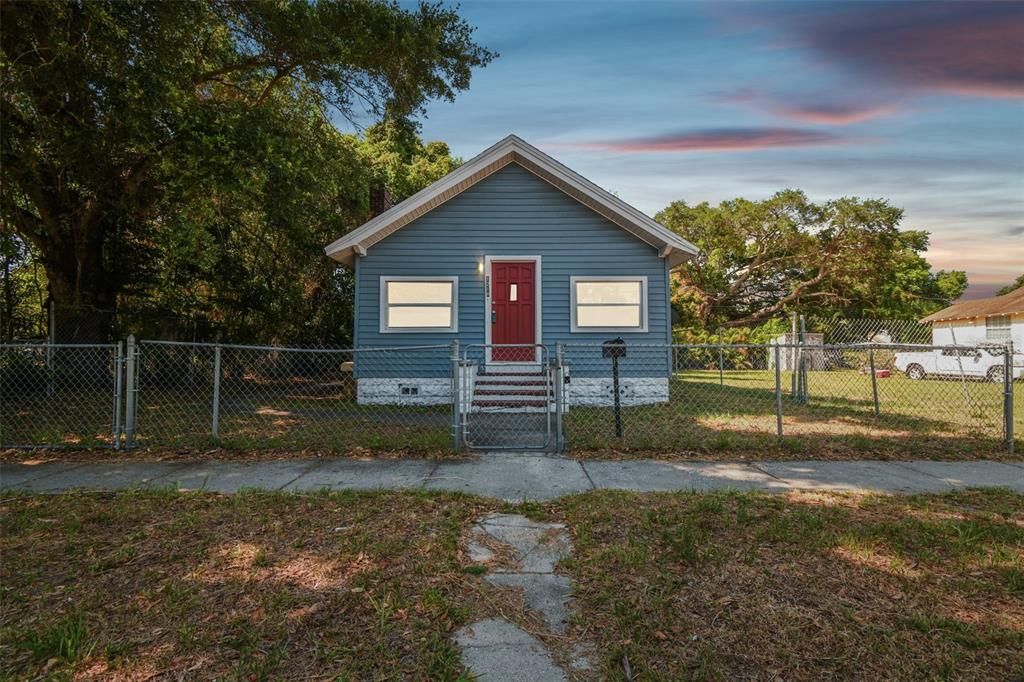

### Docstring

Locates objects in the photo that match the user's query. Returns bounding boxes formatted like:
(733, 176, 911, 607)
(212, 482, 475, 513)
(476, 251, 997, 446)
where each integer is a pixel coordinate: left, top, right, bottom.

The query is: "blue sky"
(410, 1, 1023, 299)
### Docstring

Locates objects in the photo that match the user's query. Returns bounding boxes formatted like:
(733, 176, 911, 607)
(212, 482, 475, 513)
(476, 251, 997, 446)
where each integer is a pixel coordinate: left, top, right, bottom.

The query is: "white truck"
(893, 346, 1022, 382)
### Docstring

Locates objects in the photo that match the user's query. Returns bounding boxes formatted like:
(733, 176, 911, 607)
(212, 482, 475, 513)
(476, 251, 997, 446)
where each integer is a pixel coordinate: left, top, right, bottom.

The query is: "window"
(986, 315, 1011, 342)
(380, 277, 457, 332)
(570, 276, 647, 332)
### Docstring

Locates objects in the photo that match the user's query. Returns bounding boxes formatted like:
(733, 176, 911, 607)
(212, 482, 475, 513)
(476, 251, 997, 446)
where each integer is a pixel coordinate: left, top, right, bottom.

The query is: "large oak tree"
(657, 190, 967, 328)
(1, 0, 493, 340)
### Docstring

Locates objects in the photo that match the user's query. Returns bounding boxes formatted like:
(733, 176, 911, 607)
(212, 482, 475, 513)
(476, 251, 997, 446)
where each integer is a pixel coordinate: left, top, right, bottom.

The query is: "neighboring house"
(325, 135, 698, 407)
(921, 287, 1024, 348)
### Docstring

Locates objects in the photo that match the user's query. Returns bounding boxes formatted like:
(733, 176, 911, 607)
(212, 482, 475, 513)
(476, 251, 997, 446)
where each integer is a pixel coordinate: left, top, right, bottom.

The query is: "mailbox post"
(603, 337, 626, 437)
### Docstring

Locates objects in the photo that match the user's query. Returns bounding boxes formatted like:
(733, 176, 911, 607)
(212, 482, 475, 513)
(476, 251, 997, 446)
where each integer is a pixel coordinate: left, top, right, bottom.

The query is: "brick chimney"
(369, 184, 393, 217)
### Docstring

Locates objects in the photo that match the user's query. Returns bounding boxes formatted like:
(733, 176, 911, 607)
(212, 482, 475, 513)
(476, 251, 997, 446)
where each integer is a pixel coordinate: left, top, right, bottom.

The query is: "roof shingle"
(920, 287, 1024, 323)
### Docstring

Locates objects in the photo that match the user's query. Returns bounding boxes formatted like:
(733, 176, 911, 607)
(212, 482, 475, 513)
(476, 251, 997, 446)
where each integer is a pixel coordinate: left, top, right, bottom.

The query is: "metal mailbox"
(602, 337, 626, 359)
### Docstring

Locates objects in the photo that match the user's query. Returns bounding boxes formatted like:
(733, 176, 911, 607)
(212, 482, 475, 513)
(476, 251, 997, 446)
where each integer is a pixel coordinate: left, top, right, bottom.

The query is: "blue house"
(325, 135, 697, 408)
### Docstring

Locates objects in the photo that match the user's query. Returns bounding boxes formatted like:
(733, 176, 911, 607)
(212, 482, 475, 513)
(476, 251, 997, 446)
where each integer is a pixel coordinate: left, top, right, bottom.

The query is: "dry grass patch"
(0, 489, 509, 680)
(559, 488, 1024, 680)
(3, 488, 1022, 680)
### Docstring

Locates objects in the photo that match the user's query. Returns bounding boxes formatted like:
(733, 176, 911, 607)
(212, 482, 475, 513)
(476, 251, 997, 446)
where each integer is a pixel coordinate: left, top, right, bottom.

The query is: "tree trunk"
(40, 230, 118, 343)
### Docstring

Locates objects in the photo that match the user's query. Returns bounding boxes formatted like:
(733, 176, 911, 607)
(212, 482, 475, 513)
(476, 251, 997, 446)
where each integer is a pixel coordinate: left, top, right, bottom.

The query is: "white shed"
(921, 288, 1024, 348)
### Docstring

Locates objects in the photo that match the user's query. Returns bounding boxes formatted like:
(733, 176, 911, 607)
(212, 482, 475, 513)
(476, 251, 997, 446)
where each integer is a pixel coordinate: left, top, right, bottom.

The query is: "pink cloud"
(786, 3, 1024, 99)
(764, 102, 903, 126)
(714, 88, 904, 125)
(567, 128, 850, 153)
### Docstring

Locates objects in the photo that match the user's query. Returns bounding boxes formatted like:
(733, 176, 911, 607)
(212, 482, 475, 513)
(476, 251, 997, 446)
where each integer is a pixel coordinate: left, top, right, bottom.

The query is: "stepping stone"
(453, 618, 566, 682)
(467, 536, 496, 563)
(477, 514, 571, 573)
(484, 573, 573, 633)
(517, 532, 573, 574)
(456, 513, 592, 677)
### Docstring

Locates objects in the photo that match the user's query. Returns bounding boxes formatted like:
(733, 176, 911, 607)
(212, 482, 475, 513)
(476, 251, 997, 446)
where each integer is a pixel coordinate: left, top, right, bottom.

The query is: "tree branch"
(255, 64, 296, 105)
(723, 268, 833, 327)
(193, 55, 275, 85)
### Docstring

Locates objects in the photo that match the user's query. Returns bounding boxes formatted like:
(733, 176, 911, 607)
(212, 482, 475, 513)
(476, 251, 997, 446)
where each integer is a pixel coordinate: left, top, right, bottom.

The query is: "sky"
(406, 1, 1023, 300)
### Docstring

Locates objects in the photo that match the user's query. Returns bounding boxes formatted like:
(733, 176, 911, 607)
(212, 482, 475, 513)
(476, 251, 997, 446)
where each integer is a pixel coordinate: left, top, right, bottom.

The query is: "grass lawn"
(0, 389, 118, 449)
(0, 490, 498, 679)
(137, 388, 453, 452)
(1, 387, 452, 456)
(567, 369, 1022, 459)
(2, 488, 1022, 679)
(561, 488, 1024, 680)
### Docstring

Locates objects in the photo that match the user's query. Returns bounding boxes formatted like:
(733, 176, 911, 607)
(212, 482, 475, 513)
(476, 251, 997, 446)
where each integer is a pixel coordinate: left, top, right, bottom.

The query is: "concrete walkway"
(2, 454, 1023, 500)
(455, 513, 590, 681)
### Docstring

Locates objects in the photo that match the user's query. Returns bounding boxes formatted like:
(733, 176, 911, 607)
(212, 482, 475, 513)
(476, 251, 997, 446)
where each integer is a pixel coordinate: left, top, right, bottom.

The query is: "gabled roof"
(921, 287, 1024, 323)
(325, 135, 699, 267)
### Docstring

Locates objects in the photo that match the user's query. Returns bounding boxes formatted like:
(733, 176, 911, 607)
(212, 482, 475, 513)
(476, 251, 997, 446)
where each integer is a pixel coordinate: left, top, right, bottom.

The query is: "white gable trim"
(324, 135, 699, 268)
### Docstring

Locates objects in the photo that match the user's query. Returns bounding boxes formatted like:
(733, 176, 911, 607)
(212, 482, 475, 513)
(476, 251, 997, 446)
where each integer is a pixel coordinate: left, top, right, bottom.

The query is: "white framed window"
(380, 276, 458, 333)
(570, 276, 647, 332)
(986, 314, 1011, 341)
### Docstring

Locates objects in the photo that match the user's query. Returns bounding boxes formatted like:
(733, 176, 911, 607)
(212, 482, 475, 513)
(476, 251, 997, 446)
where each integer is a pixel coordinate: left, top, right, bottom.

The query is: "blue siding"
(355, 164, 669, 377)
(352, 255, 360, 348)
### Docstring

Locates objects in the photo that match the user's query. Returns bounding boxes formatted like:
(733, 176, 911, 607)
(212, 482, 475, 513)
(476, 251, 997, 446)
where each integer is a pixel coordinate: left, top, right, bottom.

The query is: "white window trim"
(379, 276, 458, 334)
(570, 275, 648, 333)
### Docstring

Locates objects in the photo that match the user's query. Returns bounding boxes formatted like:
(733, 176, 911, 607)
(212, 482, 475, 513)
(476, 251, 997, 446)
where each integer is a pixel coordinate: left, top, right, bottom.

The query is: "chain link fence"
(1, 338, 1019, 455)
(562, 342, 1019, 457)
(0, 343, 122, 448)
(803, 317, 933, 345)
(130, 341, 453, 451)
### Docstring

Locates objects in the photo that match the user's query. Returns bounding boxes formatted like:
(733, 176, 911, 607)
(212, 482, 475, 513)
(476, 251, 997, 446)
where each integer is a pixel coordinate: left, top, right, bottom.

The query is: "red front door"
(491, 261, 536, 362)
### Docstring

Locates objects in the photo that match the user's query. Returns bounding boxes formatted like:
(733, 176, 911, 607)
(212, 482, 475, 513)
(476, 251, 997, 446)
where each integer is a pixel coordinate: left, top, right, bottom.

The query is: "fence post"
(798, 315, 808, 404)
(124, 334, 137, 448)
(555, 342, 565, 452)
(113, 341, 124, 450)
(717, 328, 724, 386)
(790, 312, 798, 396)
(774, 344, 783, 437)
(1005, 343, 1014, 454)
(212, 344, 222, 440)
(869, 349, 880, 418)
(611, 352, 623, 438)
(451, 339, 461, 452)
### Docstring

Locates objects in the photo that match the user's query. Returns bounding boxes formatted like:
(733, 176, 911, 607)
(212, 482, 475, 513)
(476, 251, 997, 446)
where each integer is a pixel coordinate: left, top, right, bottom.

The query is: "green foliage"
(0, 233, 47, 341)
(360, 120, 463, 202)
(1, 0, 493, 342)
(122, 121, 459, 344)
(996, 274, 1024, 296)
(671, 323, 784, 369)
(658, 191, 967, 330)
(20, 613, 92, 663)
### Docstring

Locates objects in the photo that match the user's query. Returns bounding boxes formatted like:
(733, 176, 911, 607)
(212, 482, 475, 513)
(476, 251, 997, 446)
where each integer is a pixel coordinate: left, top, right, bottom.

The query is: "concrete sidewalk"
(2, 455, 1022, 501)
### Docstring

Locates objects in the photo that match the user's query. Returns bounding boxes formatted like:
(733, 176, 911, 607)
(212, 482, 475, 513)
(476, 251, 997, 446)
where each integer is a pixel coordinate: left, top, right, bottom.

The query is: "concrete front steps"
(471, 371, 554, 413)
